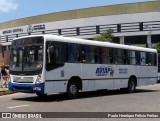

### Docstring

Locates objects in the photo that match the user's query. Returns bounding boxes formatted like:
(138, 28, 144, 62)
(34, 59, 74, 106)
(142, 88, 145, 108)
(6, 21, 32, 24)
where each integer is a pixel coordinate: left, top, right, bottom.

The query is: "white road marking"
(7, 105, 29, 109)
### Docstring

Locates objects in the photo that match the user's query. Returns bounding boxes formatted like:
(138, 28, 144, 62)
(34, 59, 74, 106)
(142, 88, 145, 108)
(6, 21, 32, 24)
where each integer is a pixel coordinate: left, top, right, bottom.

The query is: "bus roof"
(13, 34, 157, 53)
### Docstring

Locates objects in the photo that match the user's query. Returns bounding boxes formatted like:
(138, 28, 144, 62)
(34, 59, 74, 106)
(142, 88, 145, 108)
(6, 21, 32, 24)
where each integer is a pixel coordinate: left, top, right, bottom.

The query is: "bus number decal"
(119, 68, 128, 74)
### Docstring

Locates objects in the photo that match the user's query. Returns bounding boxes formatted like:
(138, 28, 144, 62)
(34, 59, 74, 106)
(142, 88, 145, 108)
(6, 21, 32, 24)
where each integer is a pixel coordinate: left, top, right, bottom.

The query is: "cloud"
(0, 0, 18, 13)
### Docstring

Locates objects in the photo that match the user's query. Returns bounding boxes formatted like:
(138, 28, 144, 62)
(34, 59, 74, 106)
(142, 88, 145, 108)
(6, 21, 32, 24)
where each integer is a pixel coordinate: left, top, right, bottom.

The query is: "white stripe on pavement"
(7, 105, 29, 109)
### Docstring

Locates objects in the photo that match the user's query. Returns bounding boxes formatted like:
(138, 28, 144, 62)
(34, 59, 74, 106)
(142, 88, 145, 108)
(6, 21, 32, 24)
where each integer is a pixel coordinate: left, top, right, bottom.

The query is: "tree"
(154, 43, 160, 54)
(94, 29, 114, 42)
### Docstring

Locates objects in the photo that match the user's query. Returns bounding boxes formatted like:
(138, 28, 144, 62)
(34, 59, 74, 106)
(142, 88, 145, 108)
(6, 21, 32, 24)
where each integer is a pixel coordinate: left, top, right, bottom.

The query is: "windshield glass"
(10, 37, 44, 73)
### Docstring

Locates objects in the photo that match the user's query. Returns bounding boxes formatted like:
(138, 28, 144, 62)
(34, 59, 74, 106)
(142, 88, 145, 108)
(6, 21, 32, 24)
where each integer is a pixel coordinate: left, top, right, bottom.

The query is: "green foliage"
(154, 43, 160, 54)
(94, 29, 114, 42)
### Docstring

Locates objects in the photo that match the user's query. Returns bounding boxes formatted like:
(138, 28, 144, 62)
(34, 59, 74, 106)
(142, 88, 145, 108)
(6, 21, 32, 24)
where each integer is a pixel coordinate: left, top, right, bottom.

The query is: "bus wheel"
(128, 78, 136, 93)
(36, 93, 47, 98)
(67, 80, 79, 99)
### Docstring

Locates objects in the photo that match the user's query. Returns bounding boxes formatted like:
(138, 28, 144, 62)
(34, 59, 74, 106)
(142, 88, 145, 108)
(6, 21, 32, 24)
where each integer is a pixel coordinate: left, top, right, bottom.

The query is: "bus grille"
(13, 77, 34, 83)
(13, 86, 32, 91)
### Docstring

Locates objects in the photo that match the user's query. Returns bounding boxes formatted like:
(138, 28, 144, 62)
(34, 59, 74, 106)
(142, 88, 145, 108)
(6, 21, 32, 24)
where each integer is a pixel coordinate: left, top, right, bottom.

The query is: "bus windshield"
(10, 37, 44, 73)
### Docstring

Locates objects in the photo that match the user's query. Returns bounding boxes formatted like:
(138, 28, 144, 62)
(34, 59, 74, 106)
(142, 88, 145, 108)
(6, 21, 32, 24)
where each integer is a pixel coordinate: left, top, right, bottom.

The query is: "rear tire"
(67, 80, 79, 99)
(128, 78, 136, 93)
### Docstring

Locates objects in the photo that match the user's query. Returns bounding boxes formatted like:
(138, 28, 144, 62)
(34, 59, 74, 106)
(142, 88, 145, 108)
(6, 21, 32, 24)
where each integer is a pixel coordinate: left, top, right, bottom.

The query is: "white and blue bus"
(8, 35, 158, 98)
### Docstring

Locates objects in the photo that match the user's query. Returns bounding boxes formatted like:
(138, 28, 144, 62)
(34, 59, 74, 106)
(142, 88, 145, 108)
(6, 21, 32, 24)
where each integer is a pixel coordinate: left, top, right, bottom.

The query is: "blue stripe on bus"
(45, 76, 158, 82)
(8, 82, 45, 94)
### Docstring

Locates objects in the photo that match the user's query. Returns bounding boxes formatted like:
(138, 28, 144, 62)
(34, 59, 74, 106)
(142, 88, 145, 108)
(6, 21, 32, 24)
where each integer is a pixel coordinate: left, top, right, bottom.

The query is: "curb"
(0, 90, 15, 96)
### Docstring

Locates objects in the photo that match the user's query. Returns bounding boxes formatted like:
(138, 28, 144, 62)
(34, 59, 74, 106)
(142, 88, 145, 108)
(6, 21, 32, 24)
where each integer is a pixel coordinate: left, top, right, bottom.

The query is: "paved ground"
(1, 84, 160, 121)
(0, 85, 14, 96)
(0, 87, 8, 91)
(0, 80, 14, 96)
(0, 80, 7, 93)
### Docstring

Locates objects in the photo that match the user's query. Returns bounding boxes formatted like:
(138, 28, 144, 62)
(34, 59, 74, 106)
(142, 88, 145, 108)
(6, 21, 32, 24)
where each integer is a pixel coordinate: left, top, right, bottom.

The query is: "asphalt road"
(1, 84, 160, 121)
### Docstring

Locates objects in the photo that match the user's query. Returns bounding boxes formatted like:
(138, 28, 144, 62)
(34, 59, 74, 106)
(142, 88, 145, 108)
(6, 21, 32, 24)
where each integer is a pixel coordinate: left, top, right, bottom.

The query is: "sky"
(0, 0, 157, 23)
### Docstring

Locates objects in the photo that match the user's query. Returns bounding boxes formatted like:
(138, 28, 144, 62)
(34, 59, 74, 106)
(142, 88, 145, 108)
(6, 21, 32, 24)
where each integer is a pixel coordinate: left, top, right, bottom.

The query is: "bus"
(8, 35, 158, 98)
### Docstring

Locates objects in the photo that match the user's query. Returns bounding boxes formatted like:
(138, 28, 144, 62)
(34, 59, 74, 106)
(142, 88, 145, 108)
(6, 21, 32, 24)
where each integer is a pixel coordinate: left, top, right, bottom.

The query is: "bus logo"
(27, 25, 33, 32)
(96, 66, 114, 76)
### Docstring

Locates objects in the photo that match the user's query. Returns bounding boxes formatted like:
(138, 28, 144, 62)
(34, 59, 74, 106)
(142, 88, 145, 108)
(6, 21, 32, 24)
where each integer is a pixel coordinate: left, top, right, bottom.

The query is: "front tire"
(36, 93, 47, 98)
(67, 80, 79, 99)
(128, 78, 136, 93)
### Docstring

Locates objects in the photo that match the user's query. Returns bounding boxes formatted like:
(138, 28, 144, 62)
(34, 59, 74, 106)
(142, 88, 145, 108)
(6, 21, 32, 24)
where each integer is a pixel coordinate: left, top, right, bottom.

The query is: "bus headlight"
(36, 75, 43, 83)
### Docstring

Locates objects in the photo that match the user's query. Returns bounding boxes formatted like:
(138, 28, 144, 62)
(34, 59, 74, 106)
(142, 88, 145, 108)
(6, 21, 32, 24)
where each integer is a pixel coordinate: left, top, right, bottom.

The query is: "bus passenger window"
(136, 52, 140, 65)
(129, 51, 136, 65)
(100, 48, 108, 64)
(114, 49, 123, 64)
(81, 45, 89, 63)
(110, 56, 114, 64)
(109, 48, 114, 64)
(123, 50, 130, 65)
(81, 51, 86, 63)
(87, 46, 95, 63)
(154, 53, 157, 66)
(67, 44, 80, 63)
(46, 41, 65, 71)
(140, 52, 146, 65)
(94, 47, 99, 63)
(147, 53, 157, 66)
(83, 46, 95, 63)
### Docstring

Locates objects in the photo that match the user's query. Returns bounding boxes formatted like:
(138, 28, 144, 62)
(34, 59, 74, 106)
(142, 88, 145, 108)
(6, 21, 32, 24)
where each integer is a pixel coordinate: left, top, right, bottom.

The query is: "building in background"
(0, 1, 160, 67)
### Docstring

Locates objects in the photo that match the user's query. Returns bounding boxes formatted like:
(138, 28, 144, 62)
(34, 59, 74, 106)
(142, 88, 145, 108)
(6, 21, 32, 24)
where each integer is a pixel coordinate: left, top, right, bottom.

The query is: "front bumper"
(8, 82, 45, 94)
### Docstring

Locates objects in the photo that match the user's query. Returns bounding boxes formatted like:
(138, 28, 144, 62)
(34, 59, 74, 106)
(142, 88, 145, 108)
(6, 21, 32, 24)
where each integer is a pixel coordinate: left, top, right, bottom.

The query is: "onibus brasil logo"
(96, 66, 114, 76)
